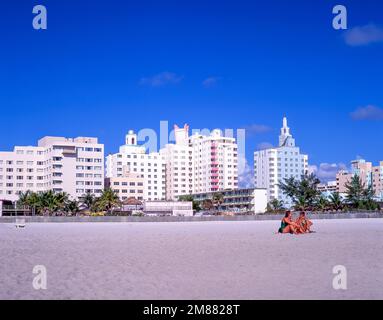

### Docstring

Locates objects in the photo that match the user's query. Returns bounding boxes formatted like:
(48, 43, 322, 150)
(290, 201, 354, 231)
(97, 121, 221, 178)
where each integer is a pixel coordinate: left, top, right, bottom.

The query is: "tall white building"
(254, 117, 309, 207)
(160, 125, 194, 200)
(189, 128, 238, 195)
(160, 125, 238, 199)
(106, 131, 166, 201)
(0, 136, 105, 201)
(108, 126, 239, 201)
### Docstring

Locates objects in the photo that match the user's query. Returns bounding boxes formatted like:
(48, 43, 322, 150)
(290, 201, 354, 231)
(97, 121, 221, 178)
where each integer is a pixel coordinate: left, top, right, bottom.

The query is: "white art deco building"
(106, 131, 166, 201)
(160, 125, 194, 200)
(160, 124, 239, 200)
(189, 127, 238, 195)
(254, 117, 309, 207)
(107, 125, 239, 201)
(0, 136, 105, 201)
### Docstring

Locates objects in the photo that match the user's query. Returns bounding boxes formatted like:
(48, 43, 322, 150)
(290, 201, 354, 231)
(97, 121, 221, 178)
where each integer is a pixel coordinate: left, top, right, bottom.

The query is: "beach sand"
(0, 219, 382, 300)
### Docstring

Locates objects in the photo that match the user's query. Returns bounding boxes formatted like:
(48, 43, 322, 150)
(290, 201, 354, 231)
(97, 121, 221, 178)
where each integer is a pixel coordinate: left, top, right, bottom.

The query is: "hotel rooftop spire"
(279, 117, 295, 147)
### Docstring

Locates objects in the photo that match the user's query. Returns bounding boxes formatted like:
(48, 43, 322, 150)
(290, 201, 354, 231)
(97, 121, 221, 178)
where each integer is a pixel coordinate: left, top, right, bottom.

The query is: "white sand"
(0, 219, 382, 300)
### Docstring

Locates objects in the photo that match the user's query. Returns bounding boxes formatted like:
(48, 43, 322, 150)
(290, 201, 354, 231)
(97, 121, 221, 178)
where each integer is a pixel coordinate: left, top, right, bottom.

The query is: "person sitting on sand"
(295, 211, 313, 233)
(278, 211, 302, 234)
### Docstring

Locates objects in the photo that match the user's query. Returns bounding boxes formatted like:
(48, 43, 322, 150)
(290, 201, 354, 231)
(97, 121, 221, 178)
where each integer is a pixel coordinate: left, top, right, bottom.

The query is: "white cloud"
(257, 142, 274, 150)
(244, 124, 273, 137)
(202, 77, 221, 88)
(344, 24, 383, 46)
(238, 156, 254, 188)
(309, 163, 348, 182)
(350, 105, 383, 121)
(140, 72, 183, 87)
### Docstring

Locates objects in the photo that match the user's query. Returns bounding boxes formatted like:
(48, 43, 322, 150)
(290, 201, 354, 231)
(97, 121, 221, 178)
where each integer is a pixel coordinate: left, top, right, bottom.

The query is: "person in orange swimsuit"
(295, 211, 313, 233)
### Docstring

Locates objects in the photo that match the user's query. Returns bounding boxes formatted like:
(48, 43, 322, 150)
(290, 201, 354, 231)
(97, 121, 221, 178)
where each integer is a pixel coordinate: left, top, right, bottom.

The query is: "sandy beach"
(0, 219, 382, 300)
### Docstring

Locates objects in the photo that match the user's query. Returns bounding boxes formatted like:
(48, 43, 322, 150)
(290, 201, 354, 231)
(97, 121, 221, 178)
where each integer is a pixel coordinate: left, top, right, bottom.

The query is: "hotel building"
(188, 188, 267, 214)
(107, 125, 239, 201)
(189, 128, 239, 195)
(160, 124, 239, 200)
(106, 130, 166, 201)
(105, 171, 145, 202)
(336, 159, 383, 201)
(0, 136, 105, 201)
(254, 117, 309, 207)
(160, 125, 194, 200)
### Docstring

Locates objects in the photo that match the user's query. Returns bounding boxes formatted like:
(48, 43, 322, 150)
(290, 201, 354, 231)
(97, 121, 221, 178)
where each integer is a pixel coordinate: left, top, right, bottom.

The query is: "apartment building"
(318, 181, 338, 197)
(105, 171, 145, 202)
(189, 128, 238, 195)
(106, 130, 166, 201)
(254, 117, 309, 207)
(0, 136, 104, 201)
(107, 126, 239, 201)
(336, 159, 383, 200)
(160, 125, 194, 200)
(189, 188, 268, 214)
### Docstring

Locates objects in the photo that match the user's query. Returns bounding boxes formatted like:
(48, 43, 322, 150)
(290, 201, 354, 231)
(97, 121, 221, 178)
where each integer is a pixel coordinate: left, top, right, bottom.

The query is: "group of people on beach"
(278, 211, 314, 235)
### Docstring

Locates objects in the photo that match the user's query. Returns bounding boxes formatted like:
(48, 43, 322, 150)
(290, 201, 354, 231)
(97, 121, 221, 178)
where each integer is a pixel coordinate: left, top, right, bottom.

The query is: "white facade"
(0, 137, 105, 201)
(144, 201, 194, 217)
(159, 125, 239, 200)
(251, 189, 268, 214)
(189, 128, 238, 195)
(105, 171, 145, 201)
(106, 131, 166, 201)
(160, 125, 194, 200)
(107, 126, 239, 202)
(254, 118, 309, 207)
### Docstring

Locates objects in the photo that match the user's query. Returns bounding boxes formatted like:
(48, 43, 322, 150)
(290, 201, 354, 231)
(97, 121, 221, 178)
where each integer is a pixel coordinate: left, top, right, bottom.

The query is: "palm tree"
(212, 193, 224, 211)
(178, 195, 201, 212)
(345, 175, 365, 209)
(329, 192, 343, 212)
(18, 191, 32, 206)
(279, 173, 321, 210)
(65, 200, 80, 215)
(80, 192, 96, 210)
(96, 188, 121, 215)
(294, 195, 308, 211)
(39, 191, 58, 216)
(202, 199, 214, 211)
(315, 196, 329, 212)
(55, 192, 70, 214)
(266, 198, 285, 213)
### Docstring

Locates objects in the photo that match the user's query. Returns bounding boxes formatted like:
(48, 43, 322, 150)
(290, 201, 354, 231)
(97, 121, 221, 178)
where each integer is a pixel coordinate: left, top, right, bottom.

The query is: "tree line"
(267, 174, 381, 213)
(18, 188, 121, 216)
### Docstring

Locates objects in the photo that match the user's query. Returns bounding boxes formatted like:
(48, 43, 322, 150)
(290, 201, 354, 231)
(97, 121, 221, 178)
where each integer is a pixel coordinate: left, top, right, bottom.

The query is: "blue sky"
(1, 0, 382, 184)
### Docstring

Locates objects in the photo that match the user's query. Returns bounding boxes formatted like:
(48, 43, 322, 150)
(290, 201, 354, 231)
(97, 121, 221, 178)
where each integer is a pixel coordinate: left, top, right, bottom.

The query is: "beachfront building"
(0, 136, 105, 201)
(107, 126, 239, 202)
(336, 159, 383, 201)
(143, 201, 194, 217)
(318, 181, 337, 193)
(160, 125, 194, 200)
(318, 181, 338, 197)
(105, 170, 145, 202)
(188, 127, 239, 195)
(254, 117, 309, 208)
(188, 188, 268, 214)
(161, 124, 239, 200)
(106, 130, 166, 201)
